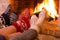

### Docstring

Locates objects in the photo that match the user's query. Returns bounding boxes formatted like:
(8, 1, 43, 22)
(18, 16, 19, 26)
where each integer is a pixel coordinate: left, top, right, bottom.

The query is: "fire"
(34, 0, 59, 18)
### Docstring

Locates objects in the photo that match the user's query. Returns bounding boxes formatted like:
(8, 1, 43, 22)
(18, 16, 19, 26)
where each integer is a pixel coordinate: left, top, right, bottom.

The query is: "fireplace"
(33, 0, 60, 37)
(9, 0, 59, 16)
(9, 0, 60, 37)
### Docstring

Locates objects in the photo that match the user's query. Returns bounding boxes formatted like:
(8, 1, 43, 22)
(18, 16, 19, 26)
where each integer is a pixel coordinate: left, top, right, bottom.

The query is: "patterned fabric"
(2, 13, 10, 26)
(9, 12, 17, 24)
(1, 12, 17, 26)
(0, 16, 6, 28)
(0, 5, 17, 28)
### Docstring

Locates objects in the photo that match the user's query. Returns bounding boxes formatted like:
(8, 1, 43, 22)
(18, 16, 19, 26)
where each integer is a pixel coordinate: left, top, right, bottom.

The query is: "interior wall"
(0, 0, 9, 15)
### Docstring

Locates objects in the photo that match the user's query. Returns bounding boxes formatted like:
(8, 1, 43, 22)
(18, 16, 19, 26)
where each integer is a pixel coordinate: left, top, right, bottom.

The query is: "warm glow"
(34, 0, 59, 18)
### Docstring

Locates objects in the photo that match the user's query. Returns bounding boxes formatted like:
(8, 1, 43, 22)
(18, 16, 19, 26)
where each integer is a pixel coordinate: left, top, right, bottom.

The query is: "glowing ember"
(34, 0, 59, 18)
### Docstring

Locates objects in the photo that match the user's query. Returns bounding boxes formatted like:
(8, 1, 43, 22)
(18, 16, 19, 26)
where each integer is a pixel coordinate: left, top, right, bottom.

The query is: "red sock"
(12, 8, 30, 32)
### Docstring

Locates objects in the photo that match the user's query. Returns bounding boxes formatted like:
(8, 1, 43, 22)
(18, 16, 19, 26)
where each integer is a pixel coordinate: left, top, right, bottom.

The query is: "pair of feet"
(13, 8, 46, 33)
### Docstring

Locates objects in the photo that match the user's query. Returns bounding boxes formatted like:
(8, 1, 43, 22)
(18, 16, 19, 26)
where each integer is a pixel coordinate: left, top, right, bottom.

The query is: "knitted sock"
(12, 8, 30, 32)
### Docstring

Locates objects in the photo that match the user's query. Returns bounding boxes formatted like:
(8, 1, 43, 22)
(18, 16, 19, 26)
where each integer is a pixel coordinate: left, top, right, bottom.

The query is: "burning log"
(47, 17, 54, 21)
(33, 0, 60, 38)
(31, 11, 58, 22)
(30, 11, 40, 18)
(33, 9, 58, 22)
(47, 16, 58, 22)
(34, 12, 40, 17)
(33, 0, 59, 22)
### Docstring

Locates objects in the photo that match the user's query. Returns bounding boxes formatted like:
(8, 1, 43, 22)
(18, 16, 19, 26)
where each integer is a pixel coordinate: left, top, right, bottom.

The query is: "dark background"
(9, 0, 59, 14)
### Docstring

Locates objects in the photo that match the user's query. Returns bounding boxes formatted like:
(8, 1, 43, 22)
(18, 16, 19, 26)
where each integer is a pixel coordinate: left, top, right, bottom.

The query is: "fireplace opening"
(8, 0, 59, 26)
(33, 0, 59, 22)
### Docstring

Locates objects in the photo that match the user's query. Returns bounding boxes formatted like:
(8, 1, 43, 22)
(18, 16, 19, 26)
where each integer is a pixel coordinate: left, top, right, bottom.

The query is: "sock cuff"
(12, 22, 24, 32)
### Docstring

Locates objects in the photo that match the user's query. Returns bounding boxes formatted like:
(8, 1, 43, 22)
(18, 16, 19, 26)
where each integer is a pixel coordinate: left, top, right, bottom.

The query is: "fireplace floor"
(34, 20, 60, 40)
(36, 34, 60, 40)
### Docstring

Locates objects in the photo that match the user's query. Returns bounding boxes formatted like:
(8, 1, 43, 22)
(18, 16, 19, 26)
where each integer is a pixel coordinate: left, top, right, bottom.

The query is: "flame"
(34, 0, 59, 18)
